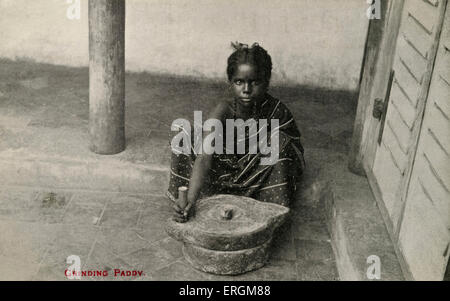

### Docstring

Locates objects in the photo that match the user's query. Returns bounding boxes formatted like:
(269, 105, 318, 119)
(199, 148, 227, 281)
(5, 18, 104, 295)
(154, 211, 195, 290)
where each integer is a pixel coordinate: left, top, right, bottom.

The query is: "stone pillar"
(89, 0, 126, 155)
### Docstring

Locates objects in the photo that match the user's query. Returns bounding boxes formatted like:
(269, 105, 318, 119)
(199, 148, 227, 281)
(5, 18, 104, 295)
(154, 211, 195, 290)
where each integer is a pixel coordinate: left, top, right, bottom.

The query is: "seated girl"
(167, 42, 305, 222)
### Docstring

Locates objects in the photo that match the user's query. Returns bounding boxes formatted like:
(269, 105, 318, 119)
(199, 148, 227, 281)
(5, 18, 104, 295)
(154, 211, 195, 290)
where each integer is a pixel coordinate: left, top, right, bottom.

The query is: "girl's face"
(230, 63, 268, 109)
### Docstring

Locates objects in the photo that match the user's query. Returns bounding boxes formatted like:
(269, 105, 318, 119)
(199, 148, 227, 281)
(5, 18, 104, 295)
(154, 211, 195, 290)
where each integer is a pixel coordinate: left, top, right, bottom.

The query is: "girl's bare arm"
(183, 101, 230, 219)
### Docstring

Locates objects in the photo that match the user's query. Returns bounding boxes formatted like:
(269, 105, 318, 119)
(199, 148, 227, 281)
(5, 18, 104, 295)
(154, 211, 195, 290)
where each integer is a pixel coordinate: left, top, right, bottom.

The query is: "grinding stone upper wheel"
(166, 194, 290, 251)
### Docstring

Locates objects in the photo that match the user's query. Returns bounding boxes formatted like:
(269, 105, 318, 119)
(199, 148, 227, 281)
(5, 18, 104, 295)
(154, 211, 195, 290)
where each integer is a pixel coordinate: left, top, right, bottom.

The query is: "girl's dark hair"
(227, 42, 272, 83)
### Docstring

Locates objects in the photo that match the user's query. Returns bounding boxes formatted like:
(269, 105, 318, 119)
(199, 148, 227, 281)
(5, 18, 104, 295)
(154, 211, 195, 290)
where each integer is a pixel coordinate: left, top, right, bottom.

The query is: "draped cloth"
(166, 94, 305, 208)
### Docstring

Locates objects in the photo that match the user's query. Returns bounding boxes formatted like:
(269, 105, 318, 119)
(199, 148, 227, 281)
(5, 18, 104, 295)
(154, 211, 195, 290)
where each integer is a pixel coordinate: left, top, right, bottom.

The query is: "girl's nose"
(243, 83, 251, 94)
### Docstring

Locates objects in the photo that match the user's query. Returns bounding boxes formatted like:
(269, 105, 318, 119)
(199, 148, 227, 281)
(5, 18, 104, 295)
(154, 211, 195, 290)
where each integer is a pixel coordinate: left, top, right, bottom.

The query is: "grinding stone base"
(183, 239, 272, 276)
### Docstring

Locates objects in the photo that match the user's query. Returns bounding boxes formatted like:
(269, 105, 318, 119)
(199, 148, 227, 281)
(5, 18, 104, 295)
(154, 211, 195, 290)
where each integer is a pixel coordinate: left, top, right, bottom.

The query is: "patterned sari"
(167, 94, 305, 208)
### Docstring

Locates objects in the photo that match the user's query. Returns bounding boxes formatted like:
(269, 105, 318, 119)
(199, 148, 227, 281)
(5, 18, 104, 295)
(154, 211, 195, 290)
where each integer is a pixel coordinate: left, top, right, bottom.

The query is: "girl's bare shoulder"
(208, 100, 233, 122)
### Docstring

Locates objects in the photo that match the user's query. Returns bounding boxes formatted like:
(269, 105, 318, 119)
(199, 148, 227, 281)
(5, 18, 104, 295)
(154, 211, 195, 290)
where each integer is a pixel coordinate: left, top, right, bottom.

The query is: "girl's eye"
(253, 81, 260, 86)
(234, 80, 243, 85)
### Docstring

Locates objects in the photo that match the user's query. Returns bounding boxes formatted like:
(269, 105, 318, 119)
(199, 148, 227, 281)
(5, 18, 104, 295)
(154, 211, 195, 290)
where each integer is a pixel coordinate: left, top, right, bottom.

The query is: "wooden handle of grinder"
(178, 186, 189, 210)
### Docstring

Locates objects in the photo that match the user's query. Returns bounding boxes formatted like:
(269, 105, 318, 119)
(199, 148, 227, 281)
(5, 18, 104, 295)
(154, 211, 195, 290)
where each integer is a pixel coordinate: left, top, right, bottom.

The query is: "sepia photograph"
(0, 0, 448, 285)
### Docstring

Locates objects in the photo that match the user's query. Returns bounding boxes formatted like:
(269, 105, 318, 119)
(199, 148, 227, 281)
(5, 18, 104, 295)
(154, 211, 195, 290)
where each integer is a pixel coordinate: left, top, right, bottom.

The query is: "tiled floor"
(0, 186, 338, 281)
(0, 59, 358, 281)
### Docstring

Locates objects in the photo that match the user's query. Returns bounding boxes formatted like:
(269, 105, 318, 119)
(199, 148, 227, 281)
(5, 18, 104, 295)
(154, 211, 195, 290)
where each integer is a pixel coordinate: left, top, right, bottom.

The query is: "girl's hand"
(172, 202, 188, 223)
(182, 198, 196, 221)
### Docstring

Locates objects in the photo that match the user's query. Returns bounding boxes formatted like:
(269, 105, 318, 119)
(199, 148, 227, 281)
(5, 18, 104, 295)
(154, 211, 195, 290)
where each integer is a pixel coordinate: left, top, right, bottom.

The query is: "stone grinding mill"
(166, 194, 290, 275)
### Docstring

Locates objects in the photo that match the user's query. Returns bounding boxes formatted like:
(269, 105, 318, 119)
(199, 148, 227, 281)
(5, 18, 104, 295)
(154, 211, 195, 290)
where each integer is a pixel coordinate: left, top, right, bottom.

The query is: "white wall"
(0, 0, 369, 90)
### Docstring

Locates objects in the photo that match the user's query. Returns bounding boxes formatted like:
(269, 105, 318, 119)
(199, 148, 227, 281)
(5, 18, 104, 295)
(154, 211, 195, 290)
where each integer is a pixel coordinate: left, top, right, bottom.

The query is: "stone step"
(299, 147, 404, 281)
(0, 153, 170, 194)
(323, 175, 404, 281)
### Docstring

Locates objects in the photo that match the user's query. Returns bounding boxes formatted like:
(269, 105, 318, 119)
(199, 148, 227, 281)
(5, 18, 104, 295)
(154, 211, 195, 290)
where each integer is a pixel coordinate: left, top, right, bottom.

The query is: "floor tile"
(261, 259, 298, 281)
(152, 260, 211, 281)
(270, 223, 296, 261)
(204, 267, 264, 281)
(0, 256, 40, 281)
(34, 263, 73, 281)
(294, 239, 335, 262)
(34, 191, 73, 223)
(0, 189, 72, 224)
(0, 220, 59, 264)
(61, 192, 112, 225)
(291, 204, 327, 223)
(292, 219, 330, 241)
(41, 224, 99, 267)
(0, 189, 39, 221)
(121, 238, 183, 275)
(83, 243, 144, 281)
(296, 258, 339, 281)
(99, 194, 143, 228)
(95, 227, 152, 256)
(136, 200, 172, 243)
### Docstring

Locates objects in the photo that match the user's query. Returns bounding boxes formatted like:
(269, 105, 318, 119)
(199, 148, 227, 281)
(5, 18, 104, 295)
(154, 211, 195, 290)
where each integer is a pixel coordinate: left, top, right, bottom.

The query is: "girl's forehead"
(233, 63, 258, 77)
(237, 63, 255, 73)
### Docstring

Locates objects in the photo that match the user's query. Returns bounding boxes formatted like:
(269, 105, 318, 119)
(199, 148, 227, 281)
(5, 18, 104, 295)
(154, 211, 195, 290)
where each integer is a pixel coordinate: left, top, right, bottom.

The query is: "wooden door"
(370, 0, 447, 240)
(397, 5, 450, 280)
(359, 0, 405, 176)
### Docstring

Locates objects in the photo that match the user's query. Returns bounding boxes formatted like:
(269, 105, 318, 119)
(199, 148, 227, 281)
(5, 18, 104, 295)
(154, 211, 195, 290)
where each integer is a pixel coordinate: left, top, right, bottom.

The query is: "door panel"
(398, 0, 450, 280)
(373, 143, 404, 219)
(389, 83, 416, 128)
(382, 123, 409, 173)
(392, 58, 421, 107)
(397, 36, 428, 83)
(372, 0, 446, 233)
(419, 153, 450, 228)
(399, 180, 450, 280)
(407, 0, 440, 34)
(402, 14, 433, 59)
